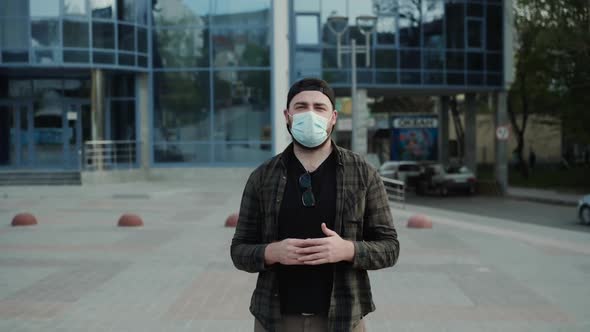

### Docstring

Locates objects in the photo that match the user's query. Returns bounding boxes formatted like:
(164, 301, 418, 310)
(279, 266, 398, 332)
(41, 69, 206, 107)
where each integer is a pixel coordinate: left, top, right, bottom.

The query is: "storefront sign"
(391, 115, 439, 161)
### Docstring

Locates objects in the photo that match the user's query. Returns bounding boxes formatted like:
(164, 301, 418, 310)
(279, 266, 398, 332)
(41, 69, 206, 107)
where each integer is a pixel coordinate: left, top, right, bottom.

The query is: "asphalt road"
(406, 192, 589, 233)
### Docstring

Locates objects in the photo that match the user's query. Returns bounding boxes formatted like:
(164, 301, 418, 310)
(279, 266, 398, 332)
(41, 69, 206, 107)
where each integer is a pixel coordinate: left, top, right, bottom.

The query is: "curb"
(506, 194, 578, 207)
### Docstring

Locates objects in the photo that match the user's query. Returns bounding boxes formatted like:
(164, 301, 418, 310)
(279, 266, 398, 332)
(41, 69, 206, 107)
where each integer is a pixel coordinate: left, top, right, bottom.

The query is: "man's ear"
(331, 110, 338, 125)
(283, 109, 290, 123)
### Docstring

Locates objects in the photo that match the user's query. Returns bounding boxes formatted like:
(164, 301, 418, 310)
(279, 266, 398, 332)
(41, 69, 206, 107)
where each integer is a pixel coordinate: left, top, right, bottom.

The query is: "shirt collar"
(279, 140, 344, 168)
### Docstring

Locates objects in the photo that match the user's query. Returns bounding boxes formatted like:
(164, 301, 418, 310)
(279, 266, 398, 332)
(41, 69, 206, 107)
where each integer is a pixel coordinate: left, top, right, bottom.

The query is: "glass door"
(0, 104, 17, 168)
(64, 102, 92, 169)
(32, 96, 65, 168)
(0, 102, 32, 168)
(65, 103, 79, 169)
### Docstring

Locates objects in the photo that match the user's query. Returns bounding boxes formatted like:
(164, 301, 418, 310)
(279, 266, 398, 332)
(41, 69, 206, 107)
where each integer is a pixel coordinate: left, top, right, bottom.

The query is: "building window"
(467, 18, 483, 49)
(376, 16, 397, 45)
(296, 15, 320, 45)
(400, 50, 421, 69)
(446, 51, 464, 70)
(31, 19, 60, 48)
(91, 0, 116, 19)
(153, 0, 209, 27)
(467, 52, 483, 71)
(445, 1, 464, 49)
(213, 70, 271, 162)
(422, 0, 443, 49)
(424, 51, 444, 70)
(118, 23, 135, 52)
(63, 20, 89, 48)
(154, 28, 209, 68)
(92, 22, 115, 49)
(30, 0, 59, 17)
(295, 0, 320, 12)
(211, 0, 271, 26)
(117, 0, 136, 22)
(64, 0, 88, 16)
(375, 49, 397, 69)
(212, 28, 270, 67)
(486, 5, 502, 51)
(398, 2, 421, 47)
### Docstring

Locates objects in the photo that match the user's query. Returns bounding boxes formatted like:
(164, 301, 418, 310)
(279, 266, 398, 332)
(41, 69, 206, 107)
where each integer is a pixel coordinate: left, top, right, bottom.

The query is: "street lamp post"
(327, 15, 377, 155)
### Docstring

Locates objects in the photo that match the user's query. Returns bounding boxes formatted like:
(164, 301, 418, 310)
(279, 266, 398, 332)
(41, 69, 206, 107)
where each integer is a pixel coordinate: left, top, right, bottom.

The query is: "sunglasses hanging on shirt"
(298, 172, 316, 207)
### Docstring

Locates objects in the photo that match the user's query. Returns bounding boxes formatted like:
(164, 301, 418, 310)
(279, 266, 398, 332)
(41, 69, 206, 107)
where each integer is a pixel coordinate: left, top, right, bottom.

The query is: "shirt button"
(273, 293, 279, 297)
(276, 198, 281, 202)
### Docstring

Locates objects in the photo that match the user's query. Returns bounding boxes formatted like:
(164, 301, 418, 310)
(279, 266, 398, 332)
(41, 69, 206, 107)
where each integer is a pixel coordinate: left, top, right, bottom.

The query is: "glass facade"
(0, 0, 149, 69)
(292, 0, 503, 88)
(0, 0, 505, 169)
(152, 0, 273, 165)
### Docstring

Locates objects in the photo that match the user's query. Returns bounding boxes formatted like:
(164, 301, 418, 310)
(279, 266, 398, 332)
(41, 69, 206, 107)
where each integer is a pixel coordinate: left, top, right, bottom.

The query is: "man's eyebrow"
(293, 101, 329, 108)
(293, 101, 309, 106)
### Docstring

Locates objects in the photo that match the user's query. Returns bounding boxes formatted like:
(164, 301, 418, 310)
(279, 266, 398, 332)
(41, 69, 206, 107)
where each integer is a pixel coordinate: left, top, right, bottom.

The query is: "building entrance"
(0, 100, 90, 170)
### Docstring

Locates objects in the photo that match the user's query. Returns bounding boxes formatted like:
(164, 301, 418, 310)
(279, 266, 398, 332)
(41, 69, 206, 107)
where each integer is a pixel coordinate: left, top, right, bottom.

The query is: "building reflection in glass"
(293, 0, 503, 87)
(152, 0, 272, 164)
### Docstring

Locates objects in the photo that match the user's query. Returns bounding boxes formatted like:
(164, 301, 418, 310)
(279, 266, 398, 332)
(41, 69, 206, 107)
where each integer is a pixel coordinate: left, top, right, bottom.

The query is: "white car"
(416, 164, 477, 196)
(578, 195, 590, 225)
(378, 161, 423, 186)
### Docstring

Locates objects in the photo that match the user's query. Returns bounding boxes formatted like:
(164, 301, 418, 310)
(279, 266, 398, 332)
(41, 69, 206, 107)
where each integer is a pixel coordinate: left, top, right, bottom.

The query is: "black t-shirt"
(277, 146, 336, 314)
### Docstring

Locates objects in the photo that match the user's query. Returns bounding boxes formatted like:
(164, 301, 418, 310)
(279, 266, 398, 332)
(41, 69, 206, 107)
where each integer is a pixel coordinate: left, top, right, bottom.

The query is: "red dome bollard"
(11, 213, 38, 226)
(117, 214, 144, 227)
(407, 214, 433, 229)
(225, 213, 239, 228)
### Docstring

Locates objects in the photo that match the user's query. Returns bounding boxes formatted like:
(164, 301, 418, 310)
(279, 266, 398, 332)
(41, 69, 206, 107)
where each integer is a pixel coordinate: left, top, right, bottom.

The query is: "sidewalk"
(506, 186, 581, 206)
(0, 173, 589, 331)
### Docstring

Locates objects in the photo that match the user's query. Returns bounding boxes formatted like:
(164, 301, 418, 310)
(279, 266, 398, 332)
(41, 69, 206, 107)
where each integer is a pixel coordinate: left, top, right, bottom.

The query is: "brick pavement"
(0, 171, 589, 332)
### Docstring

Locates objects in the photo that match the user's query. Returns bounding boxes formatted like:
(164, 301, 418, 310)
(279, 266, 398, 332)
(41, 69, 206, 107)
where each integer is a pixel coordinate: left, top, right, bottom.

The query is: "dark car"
(416, 164, 477, 196)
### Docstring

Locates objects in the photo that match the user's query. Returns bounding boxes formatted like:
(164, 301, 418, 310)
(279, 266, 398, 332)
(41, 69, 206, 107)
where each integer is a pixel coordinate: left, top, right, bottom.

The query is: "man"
(231, 78, 399, 331)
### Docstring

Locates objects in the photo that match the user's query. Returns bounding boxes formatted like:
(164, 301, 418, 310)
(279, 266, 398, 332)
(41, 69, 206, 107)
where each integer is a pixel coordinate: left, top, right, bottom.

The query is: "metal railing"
(83, 140, 140, 171)
(381, 176, 405, 208)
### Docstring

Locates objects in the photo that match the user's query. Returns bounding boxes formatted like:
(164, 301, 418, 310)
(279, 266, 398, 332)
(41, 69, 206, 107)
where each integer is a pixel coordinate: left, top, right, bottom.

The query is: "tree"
(509, 0, 590, 175)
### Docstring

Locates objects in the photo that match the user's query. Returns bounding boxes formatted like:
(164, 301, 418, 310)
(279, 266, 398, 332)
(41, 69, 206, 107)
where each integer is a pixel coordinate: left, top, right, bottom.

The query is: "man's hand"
(296, 223, 355, 265)
(264, 239, 308, 265)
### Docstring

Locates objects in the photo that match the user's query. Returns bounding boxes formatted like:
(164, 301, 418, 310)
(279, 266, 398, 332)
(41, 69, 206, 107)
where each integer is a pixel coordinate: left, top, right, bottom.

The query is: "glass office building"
(0, 0, 506, 171)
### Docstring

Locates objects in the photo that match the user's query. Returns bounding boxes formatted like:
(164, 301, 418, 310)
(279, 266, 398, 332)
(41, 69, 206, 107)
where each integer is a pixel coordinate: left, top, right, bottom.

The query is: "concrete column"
(137, 73, 150, 170)
(271, 0, 290, 154)
(495, 92, 509, 193)
(464, 93, 477, 175)
(91, 69, 105, 170)
(503, 0, 515, 89)
(352, 88, 369, 156)
(438, 96, 450, 165)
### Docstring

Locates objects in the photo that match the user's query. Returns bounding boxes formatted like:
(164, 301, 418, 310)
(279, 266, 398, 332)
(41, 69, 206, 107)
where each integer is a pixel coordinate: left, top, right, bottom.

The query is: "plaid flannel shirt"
(230, 143, 399, 331)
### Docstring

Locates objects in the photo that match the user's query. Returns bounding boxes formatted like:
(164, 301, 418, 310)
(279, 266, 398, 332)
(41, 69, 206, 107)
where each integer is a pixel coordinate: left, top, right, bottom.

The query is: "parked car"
(416, 164, 477, 196)
(378, 161, 423, 187)
(578, 195, 590, 225)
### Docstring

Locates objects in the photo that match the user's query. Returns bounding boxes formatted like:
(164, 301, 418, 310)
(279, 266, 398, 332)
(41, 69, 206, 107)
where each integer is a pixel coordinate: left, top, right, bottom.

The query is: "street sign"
(496, 125, 510, 140)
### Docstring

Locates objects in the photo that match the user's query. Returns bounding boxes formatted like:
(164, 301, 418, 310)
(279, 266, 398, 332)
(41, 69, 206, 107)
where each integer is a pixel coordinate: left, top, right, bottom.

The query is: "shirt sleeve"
(230, 171, 269, 273)
(352, 167, 400, 270)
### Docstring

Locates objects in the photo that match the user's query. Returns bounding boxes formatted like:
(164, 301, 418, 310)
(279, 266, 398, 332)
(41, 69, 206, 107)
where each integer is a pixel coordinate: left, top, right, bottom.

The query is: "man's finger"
(300, 238, 329, 246)
(287, 238, 309, 247)
(295, 245, 326, 255)
(297, 252, 325, 262)
(303, 258, 329, 265)
(321, 223, 338, 236)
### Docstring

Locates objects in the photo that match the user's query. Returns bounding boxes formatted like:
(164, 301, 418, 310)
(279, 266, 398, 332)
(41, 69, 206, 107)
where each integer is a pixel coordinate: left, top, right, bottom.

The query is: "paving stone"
(0, 177, 589, 331)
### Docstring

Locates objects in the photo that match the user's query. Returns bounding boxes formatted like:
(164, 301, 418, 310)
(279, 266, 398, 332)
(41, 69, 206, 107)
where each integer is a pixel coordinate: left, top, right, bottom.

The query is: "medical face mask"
(289, 111, 332, 148)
